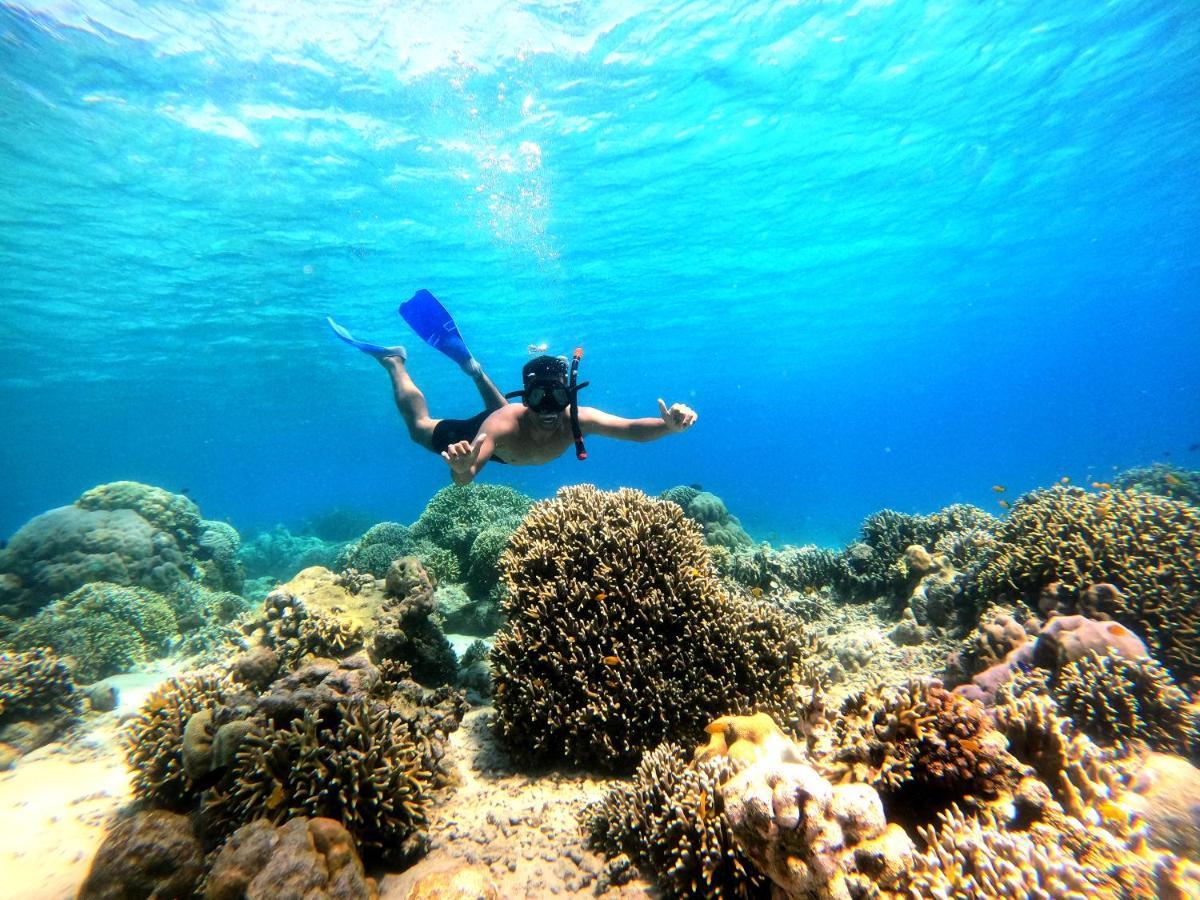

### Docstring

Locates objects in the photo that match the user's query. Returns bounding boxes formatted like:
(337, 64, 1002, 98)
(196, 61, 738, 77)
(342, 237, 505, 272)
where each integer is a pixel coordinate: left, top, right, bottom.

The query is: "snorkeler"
(328, 290, 698, 485)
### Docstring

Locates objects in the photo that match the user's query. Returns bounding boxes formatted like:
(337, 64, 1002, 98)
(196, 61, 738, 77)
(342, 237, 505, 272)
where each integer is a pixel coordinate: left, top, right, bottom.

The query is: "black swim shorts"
(430, 410, 507, 464)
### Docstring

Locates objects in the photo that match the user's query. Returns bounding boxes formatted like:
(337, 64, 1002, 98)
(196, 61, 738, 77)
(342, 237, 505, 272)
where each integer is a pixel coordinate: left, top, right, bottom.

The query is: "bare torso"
(478, 404, 576, 465)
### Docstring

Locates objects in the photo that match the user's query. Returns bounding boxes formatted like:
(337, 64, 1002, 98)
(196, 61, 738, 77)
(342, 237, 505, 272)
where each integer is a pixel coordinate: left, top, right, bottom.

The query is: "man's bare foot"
(461, 357, 483, 377)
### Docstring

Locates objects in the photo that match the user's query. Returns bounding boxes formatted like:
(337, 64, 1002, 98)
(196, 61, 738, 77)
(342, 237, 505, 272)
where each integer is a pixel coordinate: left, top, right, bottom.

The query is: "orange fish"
(750, 587, 763, 598)
(997, 499, 1011, 509)
(1091, 481, 1112, 490)
(603, 655, 621, 666)
(1165, 473, 1183, 486)
(1060, 476, 1071, 484)
(595, 592, 607, 601)
(991, 485, 1006, 493)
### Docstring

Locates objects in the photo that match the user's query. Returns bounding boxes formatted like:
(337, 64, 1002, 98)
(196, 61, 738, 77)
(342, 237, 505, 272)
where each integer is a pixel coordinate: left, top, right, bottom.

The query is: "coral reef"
(581, 742, 769, 898)
(196, 519, 244, 593)
(491, 485, 817, 772)
(205, 816, 378, 900)
(964, 486, 1200, 680)
(202, 699, 434, 863)
(818, 680, 1022, 824)
(122, 670, 234, 810)
(373, 557, 458, 686)
(411, 483, 532, 560)
(1051, 648, 1198, 754)
(0, 647, 80, 755)
(837, 505, 999, 604)
(239, 525, 344, 581)
(1114, 462, 1200, 506)
(334, 522, 417, 577)
(8, 582, 177, 681)
(243, 588, 365, 668)
(660, 485, 752, 550)
(78, 810, 204, 900)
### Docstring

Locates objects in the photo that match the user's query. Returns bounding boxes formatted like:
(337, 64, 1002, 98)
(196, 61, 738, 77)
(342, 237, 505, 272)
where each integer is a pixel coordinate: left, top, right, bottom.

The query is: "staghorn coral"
(581, 742, 769, 899)
(1051, 648, 1198, 755)
(964, 486, 1200, 681)
(0, 647, 80, 734)
(201, 699, 435, 864)
(122, 671, 233, 810)
(906, 804, 1132, 898)
(8, 582, 177, 681)
(245, 589, 364, 667)
(491, 485, 818, 772)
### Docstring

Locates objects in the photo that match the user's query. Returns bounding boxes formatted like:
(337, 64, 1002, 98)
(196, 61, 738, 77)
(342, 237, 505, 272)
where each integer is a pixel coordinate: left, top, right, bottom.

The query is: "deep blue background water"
(1, 0, 1197, 546)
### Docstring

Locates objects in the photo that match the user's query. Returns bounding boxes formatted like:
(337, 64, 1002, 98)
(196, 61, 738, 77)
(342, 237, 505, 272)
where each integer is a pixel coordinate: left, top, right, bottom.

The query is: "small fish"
(1059, 476, 1070, 485)
(594, 592, 607, 601)
(527, 342, 549, 355)
(689, 483, 703, 491)
(266, 783, 286, 810)
(1091, 481, 1112, 490)
(750, 587, 763, 598)
(991, 485, 1006, 493)
(997, 499, 1011, 509)
(602, 655, 621, 666)
(1189, 443, 1199, 452)
(180, 487, 191, 495)
(1164, 473, 1184, 486)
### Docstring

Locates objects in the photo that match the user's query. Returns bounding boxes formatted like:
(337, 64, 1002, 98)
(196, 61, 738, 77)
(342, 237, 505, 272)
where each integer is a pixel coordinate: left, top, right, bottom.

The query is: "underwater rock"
(374, 557, 456, 687)
(205, 817, 378, 900)
(84, 681, 119, 712)
(380, 858, 498, 900)
(78, 809, 204, 900)
(1127, 753, 1200, 858)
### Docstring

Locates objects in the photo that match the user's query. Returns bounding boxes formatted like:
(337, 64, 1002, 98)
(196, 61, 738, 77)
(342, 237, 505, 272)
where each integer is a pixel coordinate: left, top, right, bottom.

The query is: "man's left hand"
(658, 399, 698, 433)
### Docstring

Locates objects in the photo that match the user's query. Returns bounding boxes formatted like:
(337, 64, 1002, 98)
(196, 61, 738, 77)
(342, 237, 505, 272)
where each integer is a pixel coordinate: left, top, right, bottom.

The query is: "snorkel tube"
(569, 347, 588, 460)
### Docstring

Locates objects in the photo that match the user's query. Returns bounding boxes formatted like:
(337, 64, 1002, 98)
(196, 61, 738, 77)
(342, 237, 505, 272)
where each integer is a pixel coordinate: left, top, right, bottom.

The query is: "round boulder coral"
(490, 485, 817, 772)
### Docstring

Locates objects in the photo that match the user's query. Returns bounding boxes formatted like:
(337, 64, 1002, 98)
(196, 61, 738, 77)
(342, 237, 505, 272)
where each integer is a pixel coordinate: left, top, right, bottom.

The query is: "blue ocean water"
(1, 0, 1197, 545)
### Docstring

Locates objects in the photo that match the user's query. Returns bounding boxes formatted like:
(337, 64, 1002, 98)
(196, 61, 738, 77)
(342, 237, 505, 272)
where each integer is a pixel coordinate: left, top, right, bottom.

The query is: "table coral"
(491, 484, 819, 772)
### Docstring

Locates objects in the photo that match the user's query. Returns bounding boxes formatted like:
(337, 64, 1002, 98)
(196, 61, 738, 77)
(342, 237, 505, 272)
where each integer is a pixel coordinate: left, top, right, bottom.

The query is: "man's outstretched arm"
(579, 399, 698, 442)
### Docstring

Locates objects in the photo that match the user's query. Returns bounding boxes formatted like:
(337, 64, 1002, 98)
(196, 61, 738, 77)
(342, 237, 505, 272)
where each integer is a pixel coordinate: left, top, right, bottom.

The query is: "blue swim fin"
(326, 316, 407, 360)
(398, 289, 473, 367)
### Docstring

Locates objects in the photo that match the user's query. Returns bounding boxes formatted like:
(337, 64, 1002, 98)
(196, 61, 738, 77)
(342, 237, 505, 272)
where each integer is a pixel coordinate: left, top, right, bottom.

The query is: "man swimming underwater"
(329, 290, 698, 485)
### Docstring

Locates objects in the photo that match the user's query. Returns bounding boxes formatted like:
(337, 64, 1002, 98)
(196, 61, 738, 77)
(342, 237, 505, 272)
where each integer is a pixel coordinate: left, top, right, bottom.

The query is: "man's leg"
(380, 357, 437, 450)
(462, 358, 507, 412)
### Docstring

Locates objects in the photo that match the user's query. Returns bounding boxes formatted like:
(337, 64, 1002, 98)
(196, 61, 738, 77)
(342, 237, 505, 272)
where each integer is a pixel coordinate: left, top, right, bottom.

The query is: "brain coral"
(965, 486, 1200, 680)
(660, 486, 753, 551)
(9, 582, 178, 681)
(490, 485, 817, 772)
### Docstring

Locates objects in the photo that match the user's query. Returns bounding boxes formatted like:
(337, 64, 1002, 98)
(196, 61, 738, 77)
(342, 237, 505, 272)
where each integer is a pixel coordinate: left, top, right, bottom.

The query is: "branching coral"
(818, 680, 1021, 822)
(201, 699, 434, 864)
(1114, 462, 1200, 506)
(1051, 648, 1198, 755)
(0, 647, 80, 731)
(581, 742, 769, 899)
(491, 485, 818, 772)
(246, 589, 364, 667)
(9, 582, 177, 681)
(122, 671, 232, 810)
(964, 486, 1200, 680)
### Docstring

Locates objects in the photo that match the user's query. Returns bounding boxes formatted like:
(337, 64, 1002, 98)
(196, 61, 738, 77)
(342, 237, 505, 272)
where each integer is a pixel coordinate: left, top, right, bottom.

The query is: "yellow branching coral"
(491, 485, 818, 772)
